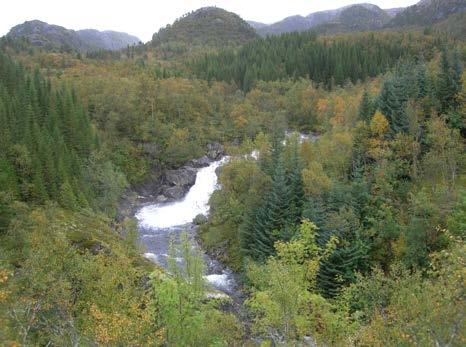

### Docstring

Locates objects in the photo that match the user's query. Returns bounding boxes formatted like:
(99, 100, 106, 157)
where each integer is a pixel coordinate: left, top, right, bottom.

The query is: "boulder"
(155, 194, 168, 203)
(163, 186, 185, 200)
(206, 142, 224, 160)
(188, 155, 211, 168)
(164, 167, 197, 187)
(193, 214, 208, 225)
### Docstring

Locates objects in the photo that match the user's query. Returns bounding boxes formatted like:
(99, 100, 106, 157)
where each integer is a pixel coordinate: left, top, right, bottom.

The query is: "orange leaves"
(317, 98, 329, 114)
(88, 302, 155, 345)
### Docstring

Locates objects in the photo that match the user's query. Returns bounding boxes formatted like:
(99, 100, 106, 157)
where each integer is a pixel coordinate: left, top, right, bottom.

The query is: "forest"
(0, 4, 465, 346)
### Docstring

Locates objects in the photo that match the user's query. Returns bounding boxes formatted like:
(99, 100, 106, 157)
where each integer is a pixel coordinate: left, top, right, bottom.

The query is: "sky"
(2, 0, 420, 42)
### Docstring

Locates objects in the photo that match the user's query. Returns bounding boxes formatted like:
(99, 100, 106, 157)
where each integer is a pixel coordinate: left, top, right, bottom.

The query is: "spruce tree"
(378, 77, 409, 134)
(287, 138, 304, 226)
(245, 157, 293, 261)
(359, 89, 374, 123)
(59, 181, 78, 210)
(436, 48, 460, 115)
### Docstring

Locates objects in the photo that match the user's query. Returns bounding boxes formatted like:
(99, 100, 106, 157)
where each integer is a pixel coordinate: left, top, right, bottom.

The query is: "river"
(135, 157, 239, 296)
(135, 133, 319, 297)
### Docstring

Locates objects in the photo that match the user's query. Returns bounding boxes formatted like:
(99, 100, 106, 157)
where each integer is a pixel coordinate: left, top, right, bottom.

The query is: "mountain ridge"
(6, 20, 141, 52)
(255, 3, 394, 36)
(152, 7, 258, 48)
(251, 0, 466, 36)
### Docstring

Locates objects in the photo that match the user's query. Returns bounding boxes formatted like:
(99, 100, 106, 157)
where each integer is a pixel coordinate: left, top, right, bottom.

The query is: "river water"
(135, 133, 318, 296)
(135, 157, 239, 295)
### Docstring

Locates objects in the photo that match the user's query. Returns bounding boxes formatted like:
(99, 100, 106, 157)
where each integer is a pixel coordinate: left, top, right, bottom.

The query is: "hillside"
(432, 11, 466, 39)
(152, 7, 258, 47)
(256, 3, 392, 36)
(389, 0, 466, 27)
(247, 20, 268, 30)
(76, 29, 140, 50)
(0, 2, 465, 346)
(253, 0, 466, 36)
(6, 20, 140, 51)
(314, 4, 390, 34)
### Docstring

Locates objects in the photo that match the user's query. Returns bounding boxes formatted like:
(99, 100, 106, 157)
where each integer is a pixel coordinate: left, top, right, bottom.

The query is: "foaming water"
(136, 157, 228, 229)
(136, 157, 239, 295)
(135, 133, 317, 296)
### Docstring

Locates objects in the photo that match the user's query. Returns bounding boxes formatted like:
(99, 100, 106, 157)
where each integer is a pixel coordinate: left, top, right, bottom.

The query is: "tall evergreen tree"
(378, 76, 409, 134)
(244, 157, 293, 261)
(359, 89, 374, 123)
(437, 48, 455, 115)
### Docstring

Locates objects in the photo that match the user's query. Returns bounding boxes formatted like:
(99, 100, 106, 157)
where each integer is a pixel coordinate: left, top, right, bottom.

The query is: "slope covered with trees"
(192, 31, 441, 90)
(152, 7, 258, 49)
(201, 45, 465, 343)
(389, 0, 466, 27)
(1, 5, 465, 346)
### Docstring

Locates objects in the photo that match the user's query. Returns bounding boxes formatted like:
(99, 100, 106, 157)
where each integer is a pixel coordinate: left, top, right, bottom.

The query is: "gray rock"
(163, 186, 185, 200)
(155, 195, 168, 203)
(193, 214, 208, 225)
(164, 167, 197, 187)
(206, 142, 224, 160)
(188, 156, 211, 168)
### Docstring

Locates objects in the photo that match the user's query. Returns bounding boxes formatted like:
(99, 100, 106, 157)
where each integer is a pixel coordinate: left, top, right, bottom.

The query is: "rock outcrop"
(206, 142, 225, 160)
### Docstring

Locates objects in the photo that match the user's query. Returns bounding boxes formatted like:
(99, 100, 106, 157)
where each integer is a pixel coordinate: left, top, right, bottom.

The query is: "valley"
(0, 0, 465, 345)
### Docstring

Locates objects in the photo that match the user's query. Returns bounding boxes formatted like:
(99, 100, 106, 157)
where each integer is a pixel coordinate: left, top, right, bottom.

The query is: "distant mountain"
(76, 29, 140, 51)
(385, 8, 405, 17)
(247, 21, 268, 30)
(388, 0, 466, 27)
(252, 1, 466, 36)
(7, 20, 140, 52)
(152, 7, 258, 47)
(258, 15, 311, 36)
(255, 3, 393, 36)
(315, 4, 390, 34)
(432, 11, 466, 40)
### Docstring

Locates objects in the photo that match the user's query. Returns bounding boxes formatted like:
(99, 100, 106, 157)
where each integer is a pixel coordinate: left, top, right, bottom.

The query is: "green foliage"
(359, 89, 375, 122)
(193, 32, 439, 90)
(0, 206, 159, 345)
(341, 237, 465, 346)
(246, 220, 352, 344)
(0, 52, 104, 210)
(152, 233, 241, 346)
(1, 18, 465, 346)
(152, 7, 258, 49)
(201, 158, 270, 270)
(84, 152, 128, 216)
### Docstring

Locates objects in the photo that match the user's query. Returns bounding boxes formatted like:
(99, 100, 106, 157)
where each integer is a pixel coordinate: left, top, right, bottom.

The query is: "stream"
(135, 157, 240, 296)
(134, 133, 319, 299)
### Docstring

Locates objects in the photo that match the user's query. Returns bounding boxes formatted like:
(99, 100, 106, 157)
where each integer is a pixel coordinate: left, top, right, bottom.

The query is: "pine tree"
(359, 89, 374, 123)
(317, 241, 367, 298)
(378, 77, 409, 134)
(416, 64, 428, 99)
(244, 157, 293, 261)
(59, 181, 78, 210)
(287, 138, 304, 226)
(437, 48, 459, 115)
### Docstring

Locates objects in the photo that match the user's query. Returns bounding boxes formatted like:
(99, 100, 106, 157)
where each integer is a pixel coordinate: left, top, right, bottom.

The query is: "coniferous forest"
(0, 2, 465, 346)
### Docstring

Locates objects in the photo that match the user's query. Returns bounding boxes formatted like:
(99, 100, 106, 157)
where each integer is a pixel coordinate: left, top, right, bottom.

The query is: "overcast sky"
(2, 0, 420, 42)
